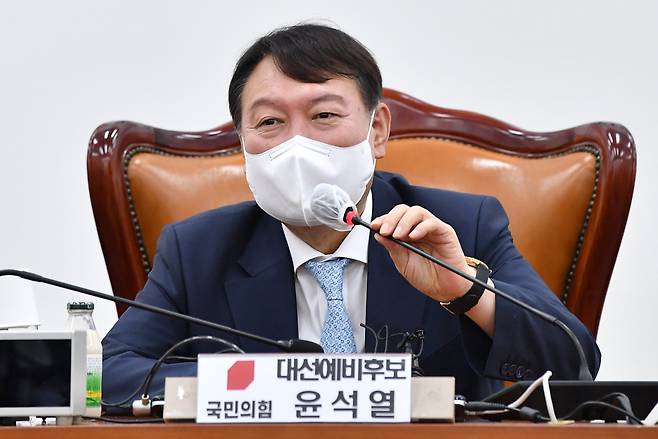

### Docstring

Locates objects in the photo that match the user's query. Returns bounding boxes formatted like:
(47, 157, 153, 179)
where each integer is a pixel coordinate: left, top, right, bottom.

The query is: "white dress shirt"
(281, 192, 372, 353)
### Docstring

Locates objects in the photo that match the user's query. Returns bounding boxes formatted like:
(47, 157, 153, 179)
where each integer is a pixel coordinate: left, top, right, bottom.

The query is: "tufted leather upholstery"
(127, 148, 251, 264)
(378, 138, 597, 299)
(127, 137, 595, 302)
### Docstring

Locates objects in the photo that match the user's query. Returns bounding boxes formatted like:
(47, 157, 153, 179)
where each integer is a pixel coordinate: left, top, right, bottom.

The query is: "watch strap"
(440, 260, 491, 315)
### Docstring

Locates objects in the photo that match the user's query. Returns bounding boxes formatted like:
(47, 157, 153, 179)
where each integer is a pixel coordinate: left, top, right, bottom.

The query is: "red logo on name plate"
(227, 360, 255, 390)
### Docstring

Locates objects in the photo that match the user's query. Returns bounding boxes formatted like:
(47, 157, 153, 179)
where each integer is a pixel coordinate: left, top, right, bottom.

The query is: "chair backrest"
(87, 88, 636, 336)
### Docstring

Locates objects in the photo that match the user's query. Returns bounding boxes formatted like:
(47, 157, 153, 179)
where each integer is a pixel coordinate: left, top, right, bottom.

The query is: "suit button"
(515, 366, 525, 380)
(508, 364, 517, 377)
(501, 362, 509, 375)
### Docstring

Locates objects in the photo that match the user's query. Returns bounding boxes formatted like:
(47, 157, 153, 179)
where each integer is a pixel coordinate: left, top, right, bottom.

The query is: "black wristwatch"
(440, 257, 491, 315)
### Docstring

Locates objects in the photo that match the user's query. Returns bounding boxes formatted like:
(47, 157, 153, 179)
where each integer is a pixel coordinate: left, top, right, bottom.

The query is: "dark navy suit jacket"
(102, 172, 600, 408)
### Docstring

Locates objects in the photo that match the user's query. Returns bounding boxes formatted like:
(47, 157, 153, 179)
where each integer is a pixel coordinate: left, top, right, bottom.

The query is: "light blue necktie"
(303, 258, 357, 353)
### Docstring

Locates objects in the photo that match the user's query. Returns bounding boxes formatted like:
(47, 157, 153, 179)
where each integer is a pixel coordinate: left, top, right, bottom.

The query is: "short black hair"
(228, 23, 382, 130)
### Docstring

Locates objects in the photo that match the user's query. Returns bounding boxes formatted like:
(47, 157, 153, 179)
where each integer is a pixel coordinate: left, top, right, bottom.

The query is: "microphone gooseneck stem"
(0, 269, 306, 353)
(350, 216, 593, 381)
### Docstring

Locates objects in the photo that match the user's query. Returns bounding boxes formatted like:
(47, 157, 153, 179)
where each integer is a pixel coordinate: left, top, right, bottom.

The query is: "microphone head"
(310, 183, 357, 232)
(281, 339, 325, 353)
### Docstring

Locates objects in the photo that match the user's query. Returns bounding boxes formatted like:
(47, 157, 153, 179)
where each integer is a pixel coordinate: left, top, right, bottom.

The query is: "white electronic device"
(0, 330, 87, 418)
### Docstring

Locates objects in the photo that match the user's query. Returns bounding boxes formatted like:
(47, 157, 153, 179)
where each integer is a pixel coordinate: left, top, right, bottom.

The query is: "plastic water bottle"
(67, 302, 102, 417)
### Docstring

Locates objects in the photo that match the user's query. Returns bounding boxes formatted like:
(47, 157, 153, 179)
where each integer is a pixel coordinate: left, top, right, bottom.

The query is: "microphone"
(308, 183, 357, 232)
(310, 184, 593, 381)
(0, 269, 323, 354)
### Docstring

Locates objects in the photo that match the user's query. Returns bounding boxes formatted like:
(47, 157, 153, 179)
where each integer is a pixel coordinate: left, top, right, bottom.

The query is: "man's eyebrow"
(246, 94, 347, 113)
(247, 97, 278, 113)
(308, 93, 347, 106)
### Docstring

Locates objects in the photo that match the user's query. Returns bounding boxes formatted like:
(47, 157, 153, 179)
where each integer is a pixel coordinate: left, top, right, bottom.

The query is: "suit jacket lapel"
(224, 212, 299, 352)
(365, 176, 428, 353)
(222, 175, 439, 354)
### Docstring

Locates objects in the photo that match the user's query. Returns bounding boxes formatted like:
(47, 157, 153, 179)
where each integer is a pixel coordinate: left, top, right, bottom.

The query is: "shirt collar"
(282, 191, 373, 271)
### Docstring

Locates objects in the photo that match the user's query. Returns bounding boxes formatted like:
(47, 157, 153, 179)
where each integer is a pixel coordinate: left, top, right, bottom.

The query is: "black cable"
(163, 355, 198, 362)
(0, 269, 323, 353)
(142, 336, 243, 402)
(379, 325, 390, 354)
(350, 216, 593, 381)
(160, 349, 241, 362)
(216, 347, 244, 354)
(467, 391, 643, 424)
(391, 329, 425, 376)
(361, 323, 424, 375)
(464, 401, 548, 422)
(82, 416, 164, 424)
(590, 392, 636, 419)
(390, 330, 424, 356)
(102, 335, 243, 408)
(360, 323, 379, 352)
(360, 323, 391, 353)
(393, 329, 425, 357)
(416, 334, 425, 358)
(560, 394, 642, 425)
(101, 366, 153, 408)
(361, 323, 424, 372)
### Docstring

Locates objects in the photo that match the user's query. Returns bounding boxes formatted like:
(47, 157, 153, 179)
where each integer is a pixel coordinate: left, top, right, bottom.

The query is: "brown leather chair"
(87, 88, 636, 336)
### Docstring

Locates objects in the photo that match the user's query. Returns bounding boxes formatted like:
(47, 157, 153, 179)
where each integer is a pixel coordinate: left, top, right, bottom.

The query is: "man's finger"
(407, 218, 438, 240)
(374, 233, 410, 268)
(375, 204, 409, 235)
(392, 206, 429, 240)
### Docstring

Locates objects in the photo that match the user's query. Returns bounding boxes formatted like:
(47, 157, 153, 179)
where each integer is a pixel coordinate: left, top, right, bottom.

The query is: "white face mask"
(242, 113, 376, 228)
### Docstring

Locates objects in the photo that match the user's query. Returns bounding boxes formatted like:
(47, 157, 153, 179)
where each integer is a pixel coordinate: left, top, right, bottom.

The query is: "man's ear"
(371, 102, 391, 159)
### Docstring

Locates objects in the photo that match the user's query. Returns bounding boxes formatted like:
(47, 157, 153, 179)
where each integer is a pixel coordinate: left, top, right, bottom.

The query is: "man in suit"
(102, 24, 600, 409)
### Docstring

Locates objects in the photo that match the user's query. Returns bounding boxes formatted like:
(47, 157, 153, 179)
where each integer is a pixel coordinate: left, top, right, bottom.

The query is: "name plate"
(196, 353, 411, 423)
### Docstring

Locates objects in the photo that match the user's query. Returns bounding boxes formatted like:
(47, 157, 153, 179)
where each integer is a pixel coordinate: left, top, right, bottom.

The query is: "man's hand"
(370, 204, 476, 303)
